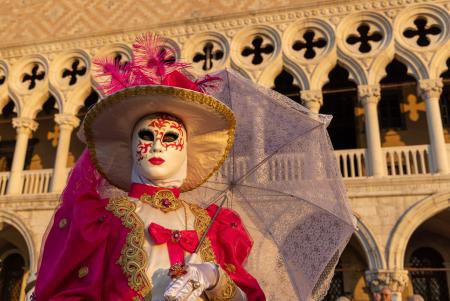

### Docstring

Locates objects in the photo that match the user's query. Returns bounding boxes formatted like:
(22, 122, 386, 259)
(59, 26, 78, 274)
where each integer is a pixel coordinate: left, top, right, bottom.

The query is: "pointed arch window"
(407, 247, 449, 301)
(0, 253, 25, 301)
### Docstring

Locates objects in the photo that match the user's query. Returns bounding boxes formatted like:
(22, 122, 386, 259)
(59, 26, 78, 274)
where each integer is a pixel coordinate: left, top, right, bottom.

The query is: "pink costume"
(35, 34, 265, 301)
(35, 152, 264, 300)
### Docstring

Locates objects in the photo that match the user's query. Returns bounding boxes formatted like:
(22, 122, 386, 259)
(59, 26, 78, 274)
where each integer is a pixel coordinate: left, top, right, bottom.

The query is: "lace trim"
(189, 203, 217, 263)
(311, 250, 340, 301)
(106, 196, 152, 299)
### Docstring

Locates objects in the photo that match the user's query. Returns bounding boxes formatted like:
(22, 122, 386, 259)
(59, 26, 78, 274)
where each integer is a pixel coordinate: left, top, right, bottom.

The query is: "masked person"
(33, 34, 265, 301)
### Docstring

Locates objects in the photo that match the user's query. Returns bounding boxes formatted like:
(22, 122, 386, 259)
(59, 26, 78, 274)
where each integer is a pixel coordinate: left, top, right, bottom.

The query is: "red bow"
(149, 223, 199, 265)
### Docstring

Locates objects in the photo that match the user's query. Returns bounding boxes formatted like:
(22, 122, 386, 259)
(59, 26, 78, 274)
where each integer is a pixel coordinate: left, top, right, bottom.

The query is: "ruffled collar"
(128, 183, 181, 199)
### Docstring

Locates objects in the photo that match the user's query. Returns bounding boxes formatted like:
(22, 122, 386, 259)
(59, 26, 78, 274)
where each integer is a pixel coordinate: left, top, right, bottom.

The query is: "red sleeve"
(207, 204, 266, 301)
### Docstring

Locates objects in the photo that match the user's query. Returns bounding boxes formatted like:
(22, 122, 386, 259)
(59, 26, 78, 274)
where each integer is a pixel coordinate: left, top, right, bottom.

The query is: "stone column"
(300, 89, 323, 114)
(7, 117, 38, 194)
(358, 85, 385, 177)
(365, 270, 409, 301)
(50, 114, 80, 192)
(418, 79, 449, 174)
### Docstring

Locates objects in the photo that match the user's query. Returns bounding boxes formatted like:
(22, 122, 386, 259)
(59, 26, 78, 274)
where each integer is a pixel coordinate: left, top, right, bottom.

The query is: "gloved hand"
(164, 262, 218, 301)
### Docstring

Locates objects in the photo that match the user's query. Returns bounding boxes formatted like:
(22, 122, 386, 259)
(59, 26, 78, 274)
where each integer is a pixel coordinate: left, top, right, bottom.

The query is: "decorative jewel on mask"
(140, 190, 182, 213)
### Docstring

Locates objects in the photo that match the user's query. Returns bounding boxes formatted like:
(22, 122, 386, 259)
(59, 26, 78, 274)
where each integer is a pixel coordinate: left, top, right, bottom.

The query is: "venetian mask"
(131, 113, 187, 187)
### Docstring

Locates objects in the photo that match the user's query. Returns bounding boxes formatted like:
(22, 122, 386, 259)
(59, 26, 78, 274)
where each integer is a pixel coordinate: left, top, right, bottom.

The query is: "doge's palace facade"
(0, 1, 450, 300)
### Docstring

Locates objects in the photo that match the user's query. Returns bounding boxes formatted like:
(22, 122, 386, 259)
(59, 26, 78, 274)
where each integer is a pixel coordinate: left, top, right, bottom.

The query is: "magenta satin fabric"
(35, 150, 138, 301)
(206, 204, 266, 301)
(35, 150, 265, 301)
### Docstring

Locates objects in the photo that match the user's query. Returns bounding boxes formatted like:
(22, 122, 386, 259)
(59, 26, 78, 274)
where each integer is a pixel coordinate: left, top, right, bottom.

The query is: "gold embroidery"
(106, 196, 152, 298)
(83, 85, 236, 193)
(58, 218, 68, 229)
(140, 190, 182, 213)
(189, 203, 217, 263)
(78, 266, 89, 278)
(207, 267, 237, 301)
(189, 203, 238, 300)
(133, 295, 152, 301)
(218, 272, 237, 301)
(224, 263, 236, 273)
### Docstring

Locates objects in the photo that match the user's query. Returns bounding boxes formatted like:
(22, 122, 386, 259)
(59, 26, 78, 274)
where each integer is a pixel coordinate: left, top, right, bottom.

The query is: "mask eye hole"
(163, 132, 178, 143)
(138, 130, 154, 141)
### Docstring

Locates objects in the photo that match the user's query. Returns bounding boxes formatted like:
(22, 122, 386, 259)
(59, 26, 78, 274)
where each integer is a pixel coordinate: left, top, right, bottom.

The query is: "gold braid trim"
(206, 266, 238, 301)
(189, 203, 217, 263)
(106, 196, 152, 299)
(189, 203, 238, 301)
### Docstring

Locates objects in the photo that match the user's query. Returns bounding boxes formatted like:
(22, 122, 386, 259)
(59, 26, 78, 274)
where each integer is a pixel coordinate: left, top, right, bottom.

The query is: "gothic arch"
(8, 54, 50, 119)
(392, 3, 450, 80)
(354, 216, 385, 270)
(0, 210, 36, 273)
(429, 43, 450, 79)
(49, 49, 92, 116)
(393, 48, 429, 80)
(265, 61, 306, 91)
(335, 55, 367, 86)
(387, 191, 450, 269)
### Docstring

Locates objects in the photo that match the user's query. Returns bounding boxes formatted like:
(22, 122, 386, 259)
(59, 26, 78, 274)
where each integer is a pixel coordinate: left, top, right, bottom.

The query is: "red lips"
(149, 157, 165, 165)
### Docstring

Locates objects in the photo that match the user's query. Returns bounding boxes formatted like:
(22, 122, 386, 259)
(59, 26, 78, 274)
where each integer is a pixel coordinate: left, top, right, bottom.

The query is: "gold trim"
(83, 85, 236, 192)
(189, 203, 239, 301)
(106, 196, 152, 298)
(188, 203, 217, 263)
(206, 267, 238, 301)
(140, 190, 182, 213)
(224, 263, 236, 274)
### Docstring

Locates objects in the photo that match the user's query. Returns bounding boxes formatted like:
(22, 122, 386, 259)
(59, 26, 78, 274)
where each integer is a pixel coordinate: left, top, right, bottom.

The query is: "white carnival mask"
(131, 113, 187, 188)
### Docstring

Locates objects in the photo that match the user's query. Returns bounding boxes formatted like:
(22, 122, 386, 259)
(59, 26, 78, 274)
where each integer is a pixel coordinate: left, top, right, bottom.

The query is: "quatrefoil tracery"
(292, 30, 327, 59)
(403, 17, 442, 47)
(346, 24, 383, 54)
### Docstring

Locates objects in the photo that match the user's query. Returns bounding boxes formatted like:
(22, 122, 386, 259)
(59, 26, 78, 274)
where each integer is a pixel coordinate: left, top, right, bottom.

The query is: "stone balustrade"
(0, 144, 449, 196)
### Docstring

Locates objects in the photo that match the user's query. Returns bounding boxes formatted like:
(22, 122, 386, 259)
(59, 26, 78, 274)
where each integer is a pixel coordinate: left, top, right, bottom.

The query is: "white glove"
(164, 262, 218, 301)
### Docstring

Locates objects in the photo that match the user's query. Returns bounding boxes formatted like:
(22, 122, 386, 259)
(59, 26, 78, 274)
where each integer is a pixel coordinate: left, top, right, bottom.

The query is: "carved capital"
(12, 117, 38, 133)
(300, 90, 323, 113)
(301, 90, 323, 104)
(55, 113, 80, 129)
(364, 270, 409, 294)
(418, 79, 443, 100)
(358, 85, 381, 105)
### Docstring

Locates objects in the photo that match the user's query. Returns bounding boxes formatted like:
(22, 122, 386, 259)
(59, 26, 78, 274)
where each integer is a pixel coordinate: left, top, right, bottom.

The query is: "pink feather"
(93, 33, 202, 95)
(92, 57, 134, 94)
(133, 33, 189, 83)
(195, 75, 223, 93)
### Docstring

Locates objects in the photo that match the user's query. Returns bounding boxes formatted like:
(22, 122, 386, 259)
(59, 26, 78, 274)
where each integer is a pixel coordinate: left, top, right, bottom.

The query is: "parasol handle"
(194, 193, 228, 254)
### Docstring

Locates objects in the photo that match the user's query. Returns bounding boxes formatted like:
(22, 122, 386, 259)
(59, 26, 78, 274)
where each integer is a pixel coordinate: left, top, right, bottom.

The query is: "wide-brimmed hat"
(81, 34, 235, 192)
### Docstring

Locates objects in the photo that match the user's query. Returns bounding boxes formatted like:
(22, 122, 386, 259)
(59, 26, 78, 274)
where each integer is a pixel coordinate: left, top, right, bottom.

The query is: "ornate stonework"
(364, 269, 409, 293)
